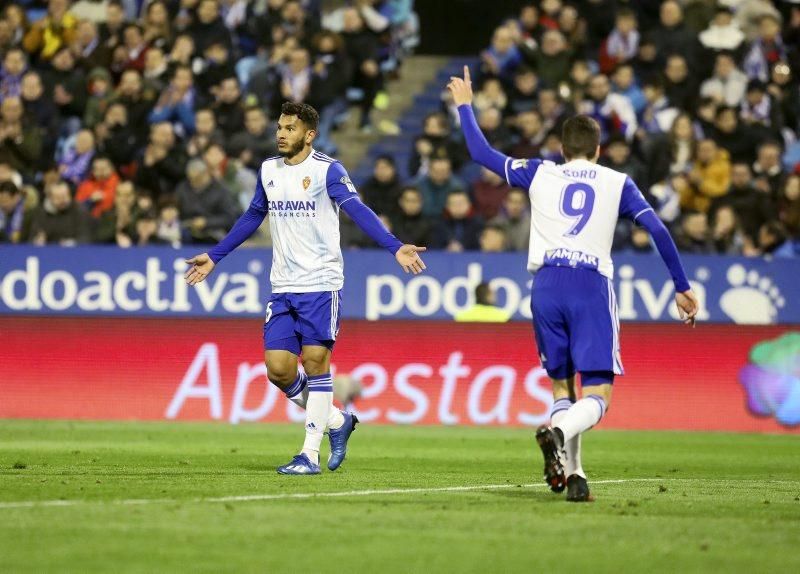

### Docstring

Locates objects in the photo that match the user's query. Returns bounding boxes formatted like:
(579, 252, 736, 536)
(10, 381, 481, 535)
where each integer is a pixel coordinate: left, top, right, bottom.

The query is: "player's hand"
(675, 290, 698, 327)
(396, 245, 427, 275)
(185, 252, 216, 285)
(447, 65, 473, 106)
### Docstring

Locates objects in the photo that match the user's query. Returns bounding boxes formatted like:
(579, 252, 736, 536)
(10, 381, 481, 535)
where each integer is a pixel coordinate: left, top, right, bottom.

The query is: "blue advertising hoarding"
(0, 246, 797, 324)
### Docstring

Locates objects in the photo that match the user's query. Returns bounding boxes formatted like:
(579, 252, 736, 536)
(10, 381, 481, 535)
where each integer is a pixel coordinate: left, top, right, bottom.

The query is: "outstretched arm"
(327, 162, 427, 274)
(619, 177, 698, 325)
(448, 66, 540, 189)
(185, 173, 268, 285)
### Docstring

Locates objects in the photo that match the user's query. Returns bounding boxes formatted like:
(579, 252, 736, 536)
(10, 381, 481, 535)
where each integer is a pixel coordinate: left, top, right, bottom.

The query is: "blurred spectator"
(778, 174, 800, 239)
(149, 65, 195, 135)
(479, 224, 508, 253)
(361, 155, 401, 218)
(409, 112, 465, 178)
(757, 221, 795, 258)
(341, 7, 382, 131)
(133, 209, 166, 246)
(203, 142, 256, 210)
(94, 179, 138, 245)
(227, 106, 277, 171)
(490, 188, 530, 252)
(112, 69, 155, 143)
(94, 102, 139, 169)
(99, 1, 126, 50)
(740, 79, 783, 139)
(156, 198, 183, 248)
(417, 157, 465, 218)
(391, 186, 432, 247)
(684, 139, 731, 213)
(710, 204, 746, 255)
(663, 54, 697, 111)
(600, 135, 647, 186)
(744, 14, 785, 82)
(431, 190, 483, 252)
(612, 63, 646, 116)
(507, 67, 539, 114)
(454, 282, 511, 323)
(700, 52, 748, 107)
(307, 30, 350, 156)
(212, 76, 245, 135)
(134, 122, 186, 200)
(676, 211, 713, 254)
(20, 71, 58, 147)
(29, 181, 90, 246)
(190, 0, 233, 53)
(176, 159, 239, 243)
(0, 48, 27, 102)
(529, 29, 571, 88)
(752, 140, 785, 198)
(481, 25, 522, 82)
(712, 162, 773, 243)
(632, 36, 660, 84)
(650, 0, 696, 61)
(768, 61, 799, 134)
(712, 106, 757, 164)
(580, 73, 637, 143)
(143, 1, 173, 50)
(0, 95, 42, 180)
(0, 180, 32, 243)
(537, 88, 569, 136)
(23, 0, 78, 62)
(74, 19, 111, 73)
(75, 155, 120, 218)
(510, 109, 545, 158)
(474, 78, 507, 115)
(477, 106, 513, 151)
(471, 167, 510, 220)
(699, 6, 744, 52)
(600, 8, 640, 73)
(44, 46, 88, 122)
(186, 108, 224, 158)
(59, 129, 96, 186)
(142, 47, 171, 95)
(84, 67, 115, 129)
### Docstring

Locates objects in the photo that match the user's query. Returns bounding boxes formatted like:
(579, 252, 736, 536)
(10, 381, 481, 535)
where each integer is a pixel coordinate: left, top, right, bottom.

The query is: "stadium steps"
(332, 55, 448, 173)
(351, 56, 479, 186)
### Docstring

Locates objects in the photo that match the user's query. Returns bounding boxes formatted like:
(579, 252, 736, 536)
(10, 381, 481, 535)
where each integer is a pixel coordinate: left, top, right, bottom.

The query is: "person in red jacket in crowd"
(75, 155, 120, 218)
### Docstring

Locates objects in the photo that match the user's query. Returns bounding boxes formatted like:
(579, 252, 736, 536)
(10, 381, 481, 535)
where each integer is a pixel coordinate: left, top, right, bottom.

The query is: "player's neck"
(283, 146, 314, 166)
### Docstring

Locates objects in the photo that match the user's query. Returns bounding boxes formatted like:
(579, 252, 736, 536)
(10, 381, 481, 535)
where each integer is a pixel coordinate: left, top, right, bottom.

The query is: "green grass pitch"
(1, 420, 798, 573)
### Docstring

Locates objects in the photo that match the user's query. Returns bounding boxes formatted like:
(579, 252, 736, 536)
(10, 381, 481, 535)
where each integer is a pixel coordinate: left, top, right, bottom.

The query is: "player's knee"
(302, 356, 327, 377)
(266, 361, 296, 387)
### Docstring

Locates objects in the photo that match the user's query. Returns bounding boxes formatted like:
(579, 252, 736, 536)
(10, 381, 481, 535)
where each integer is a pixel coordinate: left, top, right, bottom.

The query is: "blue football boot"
(276, 453, 321, 475)
(327, 412, 359, 471)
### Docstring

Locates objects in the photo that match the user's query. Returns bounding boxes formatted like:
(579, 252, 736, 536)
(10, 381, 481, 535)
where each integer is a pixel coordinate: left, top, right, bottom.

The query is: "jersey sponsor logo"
(511, 159, 528, 170)
(268, 199, 317, 217)
(543, 248, 599, 270)
(302, 176, 311, 190)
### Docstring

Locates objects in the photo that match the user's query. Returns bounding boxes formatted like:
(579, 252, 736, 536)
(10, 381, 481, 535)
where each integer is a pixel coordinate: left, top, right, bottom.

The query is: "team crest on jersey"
(302, 176, 311, 190)
(511, 159, 528, 170)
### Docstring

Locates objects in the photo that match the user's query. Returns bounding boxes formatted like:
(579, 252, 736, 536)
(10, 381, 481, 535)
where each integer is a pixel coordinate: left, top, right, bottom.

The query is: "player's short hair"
(281, 101, 319, 131)
(561, 115, 600, 160)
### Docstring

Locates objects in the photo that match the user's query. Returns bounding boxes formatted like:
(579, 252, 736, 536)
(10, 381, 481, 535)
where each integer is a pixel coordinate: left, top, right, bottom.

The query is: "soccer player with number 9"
(448, 67, 698, 501)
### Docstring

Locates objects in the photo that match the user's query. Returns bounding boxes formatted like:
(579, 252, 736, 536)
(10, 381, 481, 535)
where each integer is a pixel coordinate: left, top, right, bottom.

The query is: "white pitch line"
(0, 478, 667, 510)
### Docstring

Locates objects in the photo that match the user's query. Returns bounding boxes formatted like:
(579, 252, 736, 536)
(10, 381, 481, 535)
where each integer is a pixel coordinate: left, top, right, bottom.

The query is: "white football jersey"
(503, 157, 653, 279)
(252, 150, 359, 293)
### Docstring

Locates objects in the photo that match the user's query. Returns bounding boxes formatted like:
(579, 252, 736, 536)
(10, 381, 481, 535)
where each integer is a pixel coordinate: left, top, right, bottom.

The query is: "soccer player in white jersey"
(448, 68, 698, 501)
(184, 102, 427, 475)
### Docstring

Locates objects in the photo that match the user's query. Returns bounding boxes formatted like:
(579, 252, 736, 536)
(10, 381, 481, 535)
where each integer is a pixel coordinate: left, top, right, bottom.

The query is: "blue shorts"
(263, 290, 342, 355)
(531, 267, 622, 382)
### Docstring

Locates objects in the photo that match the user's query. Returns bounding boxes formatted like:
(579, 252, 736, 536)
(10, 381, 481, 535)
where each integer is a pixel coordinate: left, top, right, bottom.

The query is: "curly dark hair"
(281, 101, 319, 131)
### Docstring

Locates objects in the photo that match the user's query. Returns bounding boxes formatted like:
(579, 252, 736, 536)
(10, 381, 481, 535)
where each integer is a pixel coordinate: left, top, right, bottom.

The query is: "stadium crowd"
(358, 0, 799, 257)
(0, 0, 417, 247)
(0, 0, 798, 259)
